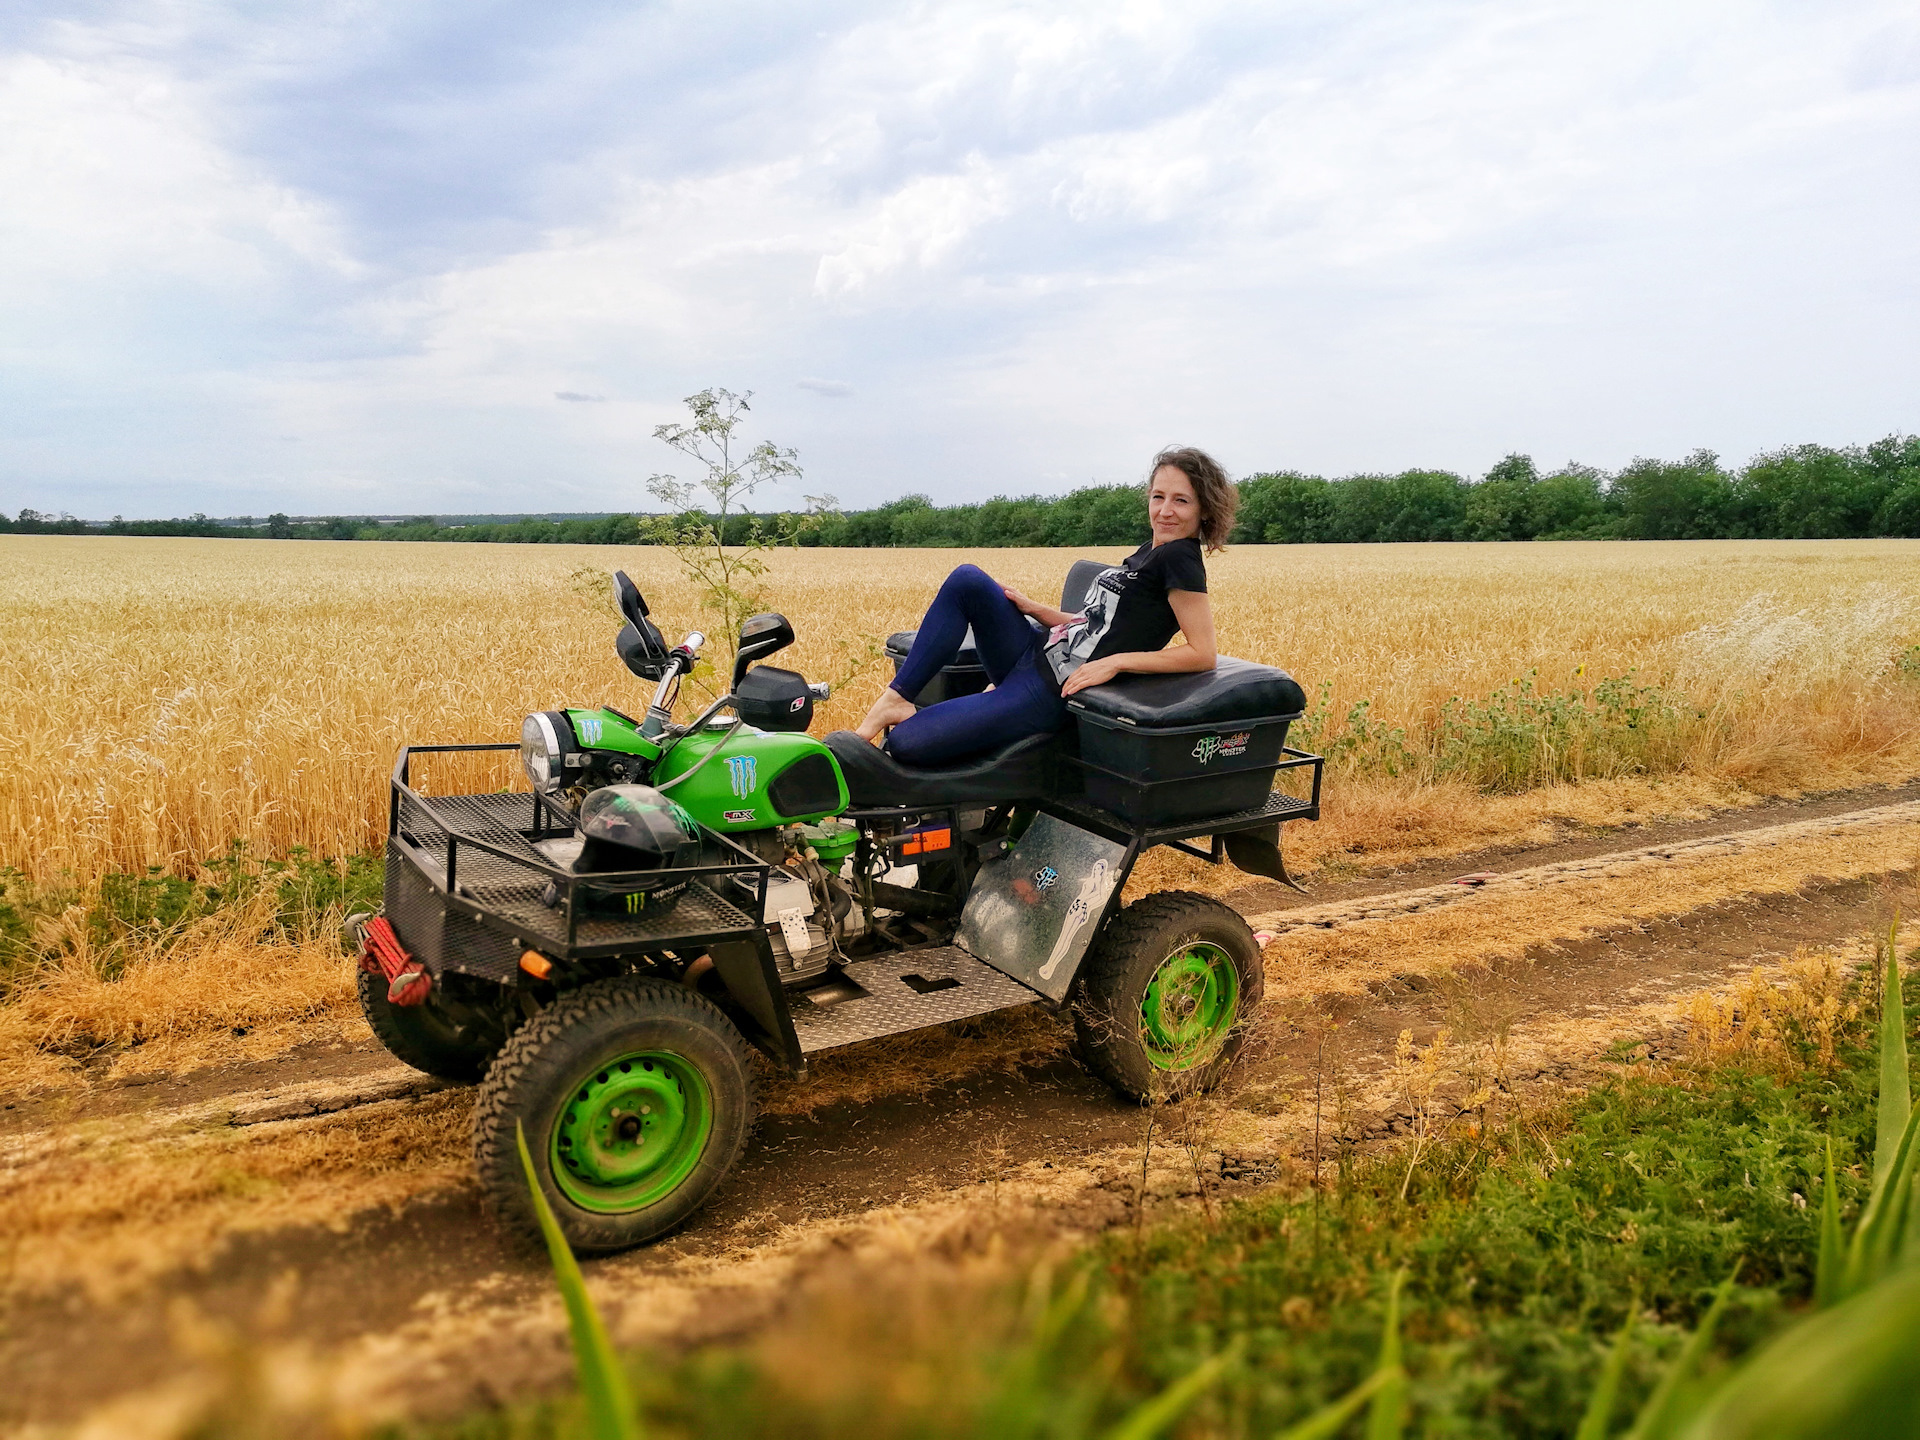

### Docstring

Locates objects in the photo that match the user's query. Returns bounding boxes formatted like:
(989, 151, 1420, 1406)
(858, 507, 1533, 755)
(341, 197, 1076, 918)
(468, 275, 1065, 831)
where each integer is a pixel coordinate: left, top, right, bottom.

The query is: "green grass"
(1293, 668, 1694, 793)
(0, 843, 382, 998)
(400, 977, 1904, 1440)
(1112, 1054, 1868, 1436)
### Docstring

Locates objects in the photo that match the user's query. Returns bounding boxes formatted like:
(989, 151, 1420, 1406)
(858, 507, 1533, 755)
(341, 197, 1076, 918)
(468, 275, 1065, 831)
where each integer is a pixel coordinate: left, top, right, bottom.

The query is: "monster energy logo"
(726, 755, 758, 796)
(1191, 734, 1223, 765)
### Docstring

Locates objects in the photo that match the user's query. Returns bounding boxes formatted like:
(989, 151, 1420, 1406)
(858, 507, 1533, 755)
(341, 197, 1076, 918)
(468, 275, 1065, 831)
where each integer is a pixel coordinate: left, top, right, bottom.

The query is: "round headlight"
(520, 712, 561, 791)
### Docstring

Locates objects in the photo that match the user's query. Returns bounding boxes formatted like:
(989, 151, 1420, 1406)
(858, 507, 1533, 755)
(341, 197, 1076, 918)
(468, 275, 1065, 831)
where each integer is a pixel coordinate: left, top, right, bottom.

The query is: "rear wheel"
(1073, 891, 1264, 1102)
(472, 976, 757, 1253)
(357, 968, 498, 1084)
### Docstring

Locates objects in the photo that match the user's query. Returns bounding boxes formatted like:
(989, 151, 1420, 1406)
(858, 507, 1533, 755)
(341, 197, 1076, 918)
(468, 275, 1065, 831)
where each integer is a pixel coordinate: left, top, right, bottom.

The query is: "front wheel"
(1073, 891, 1264, 1102)
(472, 976, 757, 1253)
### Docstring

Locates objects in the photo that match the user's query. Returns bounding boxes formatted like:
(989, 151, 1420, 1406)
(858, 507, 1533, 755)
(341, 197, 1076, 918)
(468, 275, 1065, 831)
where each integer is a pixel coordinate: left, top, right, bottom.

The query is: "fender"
(1221, 824, 1307, 893)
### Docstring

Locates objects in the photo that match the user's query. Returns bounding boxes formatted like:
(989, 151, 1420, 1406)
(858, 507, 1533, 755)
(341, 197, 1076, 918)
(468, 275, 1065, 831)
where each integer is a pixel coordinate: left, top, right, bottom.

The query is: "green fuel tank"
(648, 723, 849, 833)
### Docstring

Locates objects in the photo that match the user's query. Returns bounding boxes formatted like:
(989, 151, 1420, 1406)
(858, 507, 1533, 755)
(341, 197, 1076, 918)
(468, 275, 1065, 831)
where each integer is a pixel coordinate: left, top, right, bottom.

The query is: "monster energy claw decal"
(725, 755, 757, 796)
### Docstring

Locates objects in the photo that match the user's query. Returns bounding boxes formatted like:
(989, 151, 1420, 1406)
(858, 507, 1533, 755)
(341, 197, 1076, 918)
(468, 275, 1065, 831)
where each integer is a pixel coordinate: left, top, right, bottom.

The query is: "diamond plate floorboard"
(789, 946, 1041, 1055)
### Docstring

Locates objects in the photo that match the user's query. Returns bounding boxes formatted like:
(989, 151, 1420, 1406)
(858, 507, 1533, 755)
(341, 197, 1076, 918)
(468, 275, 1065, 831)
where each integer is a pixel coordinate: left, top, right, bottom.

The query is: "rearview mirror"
(732, 612, 795, 690)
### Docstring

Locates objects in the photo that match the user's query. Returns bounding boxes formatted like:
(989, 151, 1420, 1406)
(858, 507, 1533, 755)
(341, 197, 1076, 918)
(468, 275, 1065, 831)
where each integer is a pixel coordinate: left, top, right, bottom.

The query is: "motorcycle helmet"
(565, 785, 704, 917)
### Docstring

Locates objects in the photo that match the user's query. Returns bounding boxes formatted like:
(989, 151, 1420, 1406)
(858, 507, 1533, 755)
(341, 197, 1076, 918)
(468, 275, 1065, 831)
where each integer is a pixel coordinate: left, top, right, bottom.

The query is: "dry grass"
(0, 884, 363, 1091)
(5, 535, 1920, 885)
(1683, 945, 1856, 1070)
(1126, 769, 1763, 901)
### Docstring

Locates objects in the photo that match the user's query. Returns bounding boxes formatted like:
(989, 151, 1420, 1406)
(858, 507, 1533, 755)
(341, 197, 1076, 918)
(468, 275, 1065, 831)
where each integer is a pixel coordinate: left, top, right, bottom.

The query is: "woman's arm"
(1002, 585, 1079, 629)
(1059, 590, 1216, 697)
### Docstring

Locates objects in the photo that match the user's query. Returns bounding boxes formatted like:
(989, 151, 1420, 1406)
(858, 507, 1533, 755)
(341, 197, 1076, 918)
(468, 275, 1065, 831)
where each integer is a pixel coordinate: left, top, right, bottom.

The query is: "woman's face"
(1147, 465, 1202, 543)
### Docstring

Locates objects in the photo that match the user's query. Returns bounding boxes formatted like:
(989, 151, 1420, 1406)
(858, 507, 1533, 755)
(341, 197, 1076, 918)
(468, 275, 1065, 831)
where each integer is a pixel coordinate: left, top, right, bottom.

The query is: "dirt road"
(4, 784, 1919, 1436)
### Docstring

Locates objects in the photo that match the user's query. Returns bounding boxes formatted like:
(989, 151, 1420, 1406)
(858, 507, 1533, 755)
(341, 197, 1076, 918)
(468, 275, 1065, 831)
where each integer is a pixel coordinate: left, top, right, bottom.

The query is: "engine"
(726, 819, 863, 984)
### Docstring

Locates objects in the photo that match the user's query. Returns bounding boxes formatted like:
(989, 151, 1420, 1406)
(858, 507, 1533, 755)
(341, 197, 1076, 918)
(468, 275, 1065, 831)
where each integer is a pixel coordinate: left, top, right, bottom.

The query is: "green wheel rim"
(549, 1050, 713, 1213)
(1140, 942, 1241, 1071)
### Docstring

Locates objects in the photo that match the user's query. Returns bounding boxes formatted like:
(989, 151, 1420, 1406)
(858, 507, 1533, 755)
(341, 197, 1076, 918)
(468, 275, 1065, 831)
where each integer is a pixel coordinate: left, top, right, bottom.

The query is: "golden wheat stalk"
(2, 535, 1916, 883)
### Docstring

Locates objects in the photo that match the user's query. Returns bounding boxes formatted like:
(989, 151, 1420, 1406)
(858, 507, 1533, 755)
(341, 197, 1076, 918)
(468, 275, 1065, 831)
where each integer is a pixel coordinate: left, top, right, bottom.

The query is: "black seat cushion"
(1065, 655, 1307, 728)
(885, 629, 982, 670)
(824, 729, 1061, 809)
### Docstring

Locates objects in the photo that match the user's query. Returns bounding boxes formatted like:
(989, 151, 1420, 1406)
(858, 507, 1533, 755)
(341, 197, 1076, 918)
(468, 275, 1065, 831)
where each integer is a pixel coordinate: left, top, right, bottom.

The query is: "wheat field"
(3, 535, 1920, 885)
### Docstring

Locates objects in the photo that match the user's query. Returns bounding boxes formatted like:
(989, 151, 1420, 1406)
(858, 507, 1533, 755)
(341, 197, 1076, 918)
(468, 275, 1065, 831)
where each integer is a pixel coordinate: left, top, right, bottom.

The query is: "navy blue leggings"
(884, 564, 1067, 767)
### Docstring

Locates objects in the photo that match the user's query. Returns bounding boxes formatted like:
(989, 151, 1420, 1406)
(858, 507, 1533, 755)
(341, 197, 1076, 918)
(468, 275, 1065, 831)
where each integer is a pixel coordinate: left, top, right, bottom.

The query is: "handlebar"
(641, 632, 708, 738)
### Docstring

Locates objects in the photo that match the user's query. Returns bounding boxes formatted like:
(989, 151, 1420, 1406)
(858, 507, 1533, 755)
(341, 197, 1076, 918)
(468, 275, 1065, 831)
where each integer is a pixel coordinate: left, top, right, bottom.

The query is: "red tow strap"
(360, 916, 432, 1007)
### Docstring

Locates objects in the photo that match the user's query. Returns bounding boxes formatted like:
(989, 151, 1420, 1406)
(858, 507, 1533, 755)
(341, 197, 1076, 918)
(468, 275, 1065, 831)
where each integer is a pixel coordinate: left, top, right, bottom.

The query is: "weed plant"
(1113, 1061, 1851, 1435)
(1295, 669, 1696, 794)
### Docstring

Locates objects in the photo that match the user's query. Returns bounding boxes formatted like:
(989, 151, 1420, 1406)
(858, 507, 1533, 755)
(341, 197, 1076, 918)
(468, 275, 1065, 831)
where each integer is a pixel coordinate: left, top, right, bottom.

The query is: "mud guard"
(957, 812, 1131, 1004)
(1221, 824, 1307, 893)
(707, 933, 806, 1073)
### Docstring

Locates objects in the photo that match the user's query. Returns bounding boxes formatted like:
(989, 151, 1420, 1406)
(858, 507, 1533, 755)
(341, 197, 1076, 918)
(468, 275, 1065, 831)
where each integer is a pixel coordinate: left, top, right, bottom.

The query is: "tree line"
(8, 434, 1919, 545)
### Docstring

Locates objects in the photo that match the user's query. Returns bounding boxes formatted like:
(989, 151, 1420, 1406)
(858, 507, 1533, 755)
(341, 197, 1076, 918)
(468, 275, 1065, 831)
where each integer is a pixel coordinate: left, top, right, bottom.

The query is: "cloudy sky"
(2, 1, 1916, 518)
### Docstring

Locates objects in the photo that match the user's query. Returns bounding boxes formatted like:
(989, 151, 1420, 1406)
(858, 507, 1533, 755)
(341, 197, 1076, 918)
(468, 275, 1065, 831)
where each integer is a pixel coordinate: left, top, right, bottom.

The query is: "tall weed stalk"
(516, 1121, 642, 1440)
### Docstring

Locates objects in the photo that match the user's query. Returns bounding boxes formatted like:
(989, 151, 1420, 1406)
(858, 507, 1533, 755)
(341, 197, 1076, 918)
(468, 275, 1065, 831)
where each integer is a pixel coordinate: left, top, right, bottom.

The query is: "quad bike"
(354, 563, 1323, 1253)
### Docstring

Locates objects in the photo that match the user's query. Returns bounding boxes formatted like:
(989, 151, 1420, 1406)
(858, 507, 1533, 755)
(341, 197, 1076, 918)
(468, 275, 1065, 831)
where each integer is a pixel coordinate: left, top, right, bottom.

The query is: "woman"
(854, 446, 1238, 767)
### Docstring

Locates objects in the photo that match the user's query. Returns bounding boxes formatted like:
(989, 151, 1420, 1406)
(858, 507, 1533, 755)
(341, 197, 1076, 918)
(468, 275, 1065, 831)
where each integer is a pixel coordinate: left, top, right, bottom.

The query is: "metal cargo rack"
(386, 743, 771, 973)
(1042, 745, 1324, 856)
(1031, 744, 1324, 925)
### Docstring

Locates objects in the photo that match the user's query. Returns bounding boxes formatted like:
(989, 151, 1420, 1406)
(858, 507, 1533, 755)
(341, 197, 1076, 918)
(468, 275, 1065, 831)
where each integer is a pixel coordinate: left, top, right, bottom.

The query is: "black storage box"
(886, 629, 992, 707)
(1067, 656, 1308, 825)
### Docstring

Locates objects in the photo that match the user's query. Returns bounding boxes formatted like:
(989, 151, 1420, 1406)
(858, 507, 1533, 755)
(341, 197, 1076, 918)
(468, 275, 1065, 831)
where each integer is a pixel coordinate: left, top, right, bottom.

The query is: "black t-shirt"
(1042, 537, 1207, 683)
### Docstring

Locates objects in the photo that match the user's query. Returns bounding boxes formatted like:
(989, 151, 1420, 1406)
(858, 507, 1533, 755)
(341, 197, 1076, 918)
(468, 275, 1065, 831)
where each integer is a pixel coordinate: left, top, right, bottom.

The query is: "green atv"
(355, 566, 1322, 1253)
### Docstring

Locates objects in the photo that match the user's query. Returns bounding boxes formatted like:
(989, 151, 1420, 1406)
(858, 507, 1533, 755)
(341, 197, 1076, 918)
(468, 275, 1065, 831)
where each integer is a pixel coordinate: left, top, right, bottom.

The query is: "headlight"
(521, 712, 564, 792)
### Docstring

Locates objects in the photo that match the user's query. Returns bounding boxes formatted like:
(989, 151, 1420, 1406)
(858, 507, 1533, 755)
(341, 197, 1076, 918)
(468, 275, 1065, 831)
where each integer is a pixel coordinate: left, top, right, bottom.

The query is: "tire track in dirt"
(1243, 797, 1920, 938)
(4, 798, 1920, 1433)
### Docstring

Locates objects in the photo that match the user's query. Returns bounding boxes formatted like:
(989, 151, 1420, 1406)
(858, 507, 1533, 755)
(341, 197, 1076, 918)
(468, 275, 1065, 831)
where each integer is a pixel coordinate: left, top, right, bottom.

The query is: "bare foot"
(854, 687, 917, 741)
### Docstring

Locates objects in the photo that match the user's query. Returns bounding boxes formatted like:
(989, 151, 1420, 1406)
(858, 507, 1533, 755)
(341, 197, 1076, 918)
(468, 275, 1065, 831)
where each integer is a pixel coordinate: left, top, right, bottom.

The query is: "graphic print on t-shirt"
(1041, 564, 1127, 682)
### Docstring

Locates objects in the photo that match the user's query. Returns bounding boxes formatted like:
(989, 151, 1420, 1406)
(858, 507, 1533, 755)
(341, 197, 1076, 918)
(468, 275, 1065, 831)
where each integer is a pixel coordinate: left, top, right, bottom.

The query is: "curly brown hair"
(1148, 446, 1238, 552)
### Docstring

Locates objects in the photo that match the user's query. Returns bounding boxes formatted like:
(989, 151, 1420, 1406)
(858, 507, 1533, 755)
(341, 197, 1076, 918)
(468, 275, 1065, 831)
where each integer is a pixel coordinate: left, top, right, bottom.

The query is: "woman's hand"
(1004, 586, 1079, 629)
(1060, 655, 1124, 696)
(1002, 585, 1043, 616)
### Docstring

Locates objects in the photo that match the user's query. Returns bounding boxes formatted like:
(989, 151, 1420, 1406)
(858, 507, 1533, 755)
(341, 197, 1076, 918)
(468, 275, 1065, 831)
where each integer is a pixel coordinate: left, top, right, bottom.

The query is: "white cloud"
(0, 48, 355, 295)
(0, 0, 1916, 516)
(814, 156, 1010, 296)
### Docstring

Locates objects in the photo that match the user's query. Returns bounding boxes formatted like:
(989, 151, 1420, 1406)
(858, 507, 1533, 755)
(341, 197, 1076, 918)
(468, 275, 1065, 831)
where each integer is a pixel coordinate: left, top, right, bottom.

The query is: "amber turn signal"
(519, 949, 553, 979)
